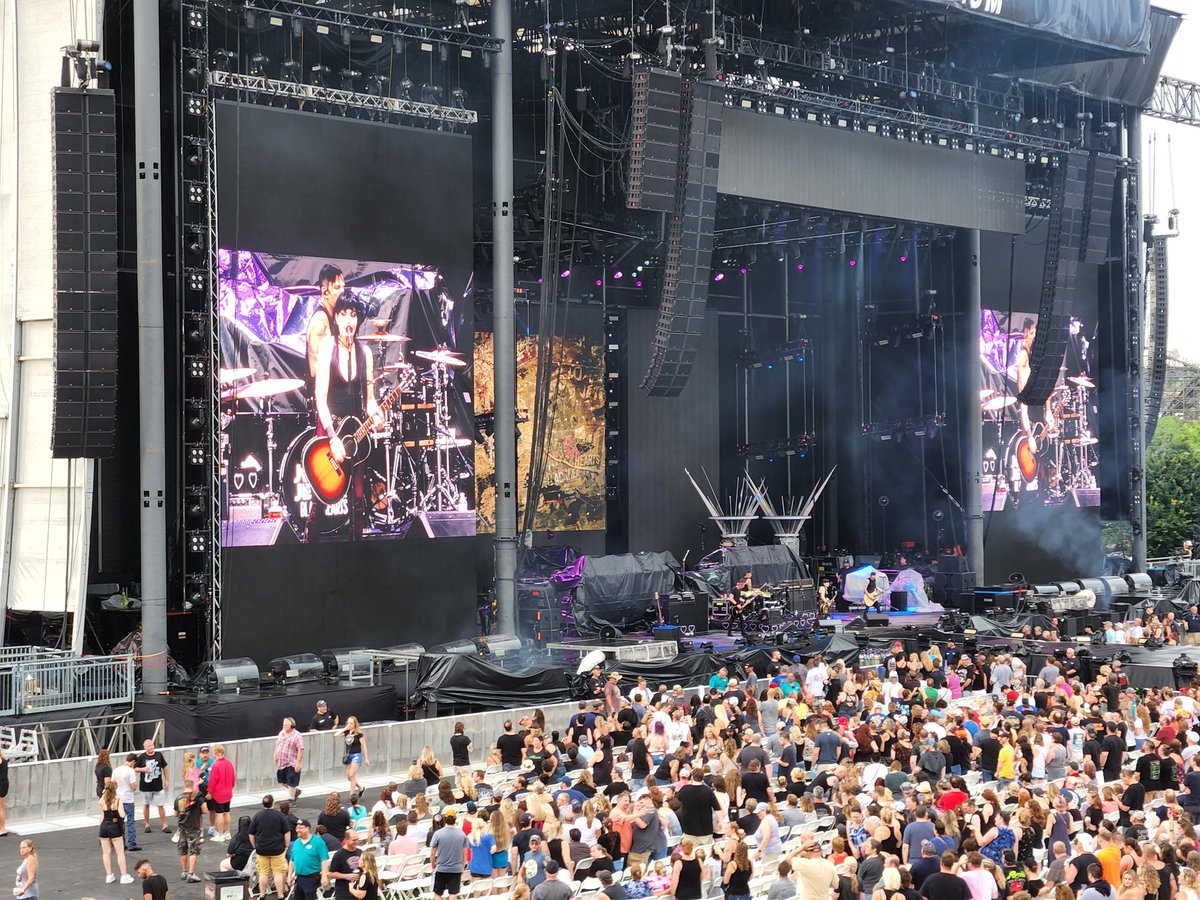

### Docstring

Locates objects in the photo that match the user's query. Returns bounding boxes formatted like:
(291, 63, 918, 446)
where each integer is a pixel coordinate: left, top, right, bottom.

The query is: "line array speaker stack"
(629, 69, 723, 397)
(1019, 150, 1117, 406)
(52, 87, 118, 457)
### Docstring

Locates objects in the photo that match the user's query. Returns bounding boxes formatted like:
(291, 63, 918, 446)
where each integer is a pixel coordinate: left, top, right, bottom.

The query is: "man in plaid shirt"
(273, 717, 305, 801)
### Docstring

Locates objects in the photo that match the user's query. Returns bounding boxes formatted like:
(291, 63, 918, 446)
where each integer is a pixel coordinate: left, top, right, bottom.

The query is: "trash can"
(202, 871, 250, 900)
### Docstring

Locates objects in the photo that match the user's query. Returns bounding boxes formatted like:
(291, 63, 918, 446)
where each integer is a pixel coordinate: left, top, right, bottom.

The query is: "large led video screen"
(214, 102, 476, 662)
(473, 330, 606, 533)
(218, 252, 474, 545)
(979, 308, 1100, 513)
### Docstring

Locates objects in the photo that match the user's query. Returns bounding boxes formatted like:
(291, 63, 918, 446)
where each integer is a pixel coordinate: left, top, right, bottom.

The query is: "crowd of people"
(54, 638, 1200, 900)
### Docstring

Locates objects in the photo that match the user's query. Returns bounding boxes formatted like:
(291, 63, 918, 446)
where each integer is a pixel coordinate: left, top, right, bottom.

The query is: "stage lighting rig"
(735, 435, 814, 462)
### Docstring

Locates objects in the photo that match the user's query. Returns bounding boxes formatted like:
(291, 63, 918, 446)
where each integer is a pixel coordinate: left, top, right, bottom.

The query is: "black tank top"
(724, 865, 751, 896)
(327, 342, 367, 422)
(676, 857, 702, 900)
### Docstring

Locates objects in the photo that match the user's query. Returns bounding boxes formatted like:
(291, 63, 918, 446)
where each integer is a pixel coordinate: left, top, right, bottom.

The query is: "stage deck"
(545, 638, 679, 661)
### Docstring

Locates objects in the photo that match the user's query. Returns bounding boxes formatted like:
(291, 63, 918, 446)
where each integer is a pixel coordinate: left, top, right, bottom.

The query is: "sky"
(1142, 2, 1198, 360)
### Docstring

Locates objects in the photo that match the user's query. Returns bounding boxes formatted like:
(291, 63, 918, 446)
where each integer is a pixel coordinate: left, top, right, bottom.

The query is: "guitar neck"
(349, 384, 403, 442)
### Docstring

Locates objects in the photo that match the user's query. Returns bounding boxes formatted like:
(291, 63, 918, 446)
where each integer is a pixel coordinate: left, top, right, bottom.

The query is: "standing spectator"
(450, 722, 473, 778)
(194, 747, 215, 836)
(173, 781, 206, 882)
(112, 752, 140, 851)
(207, 744, 236, 841)
(1099, 723, 1125, 784)
(134, 738, 170, 835)
(273, 717, 305, 801)
(328, 830, 364, 900)
(94, 749, 113, 798)
(318, 792, 351, 843)
(919, 852, 971, 900)
(97, 782, 134, 884)
(135, 857, 167, 900)
(249, 794, 292, 900)
(429, 807, 468, 898)
(310, 699, 338, 731)
(288, 818, 331, 900)
(789, 834, 837, 900)
(496, 720, 526, 772)
(956, 852, 998, 900)
(604, 673, 622, 717)
(338, 716, 368, 795)
(676, 767, 720, 847)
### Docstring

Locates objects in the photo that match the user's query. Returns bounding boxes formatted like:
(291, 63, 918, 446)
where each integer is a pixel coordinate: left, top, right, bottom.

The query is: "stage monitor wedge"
(51, 86, 118, 458)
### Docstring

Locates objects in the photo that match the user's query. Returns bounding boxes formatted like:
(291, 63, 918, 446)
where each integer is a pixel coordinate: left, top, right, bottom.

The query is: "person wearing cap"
(909, 840, 940, 890)
(287, 819, 330, 900)
(787, 832, 836, 900)
(194, 746, 215, 837)
(309, 700, 338, 732)
(429, 807, 468, 898)
(531, 860, 571, 900)
(603, 672, 621, 717)
(511, 812, 545, 871)
(519, 833, 550, 890)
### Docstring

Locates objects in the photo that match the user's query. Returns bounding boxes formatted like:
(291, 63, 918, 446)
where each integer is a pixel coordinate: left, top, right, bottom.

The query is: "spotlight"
(397, 78, 413, 100)
(247, 53, 268, 77)
(211, 49, 236, 73)
(280, 60, 300, 83)
(713, 272, 724, 282)
(900, 255, 908, 262)
(635, 280, 643, 288)
(613, 271, 623, 280)
(594, 279, 602, 287)
(795, 263, 804, 271)
(341, 68, 362, 91)
(310, 64, 331, 87)
(559, 269, 570, 278)
(848, 259, 857, 267)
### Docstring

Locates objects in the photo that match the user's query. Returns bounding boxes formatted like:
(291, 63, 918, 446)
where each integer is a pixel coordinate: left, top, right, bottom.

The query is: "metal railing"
(0, 654, 136, 717)
(0, 645, 72, 665)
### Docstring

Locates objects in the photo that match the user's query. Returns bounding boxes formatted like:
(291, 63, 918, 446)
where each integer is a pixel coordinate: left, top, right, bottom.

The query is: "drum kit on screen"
(220, 328, 472, 542)
(980, 373, 1098, 505)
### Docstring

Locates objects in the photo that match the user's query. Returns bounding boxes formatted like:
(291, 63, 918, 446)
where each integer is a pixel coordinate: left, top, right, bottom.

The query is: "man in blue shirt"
(1186, 606, 1200, 646)
(708, 667, 730, 692)
(287, 819, 330, 900)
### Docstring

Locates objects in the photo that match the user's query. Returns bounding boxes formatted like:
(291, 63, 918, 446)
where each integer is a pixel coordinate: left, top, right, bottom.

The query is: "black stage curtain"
(412, 654, 571, 709)
(602, 652, 728, 688)
(136, 683, 397, 746)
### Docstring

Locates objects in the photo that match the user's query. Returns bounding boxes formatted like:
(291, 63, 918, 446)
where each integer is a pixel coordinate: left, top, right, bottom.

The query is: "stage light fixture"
(310, 64, 331, 87)
(340, 68, 362, 91)
(397, 78, 413, 100)
(188, 446, 206, 466)
(280, 60, 300, 83)
(248, 53, 268, 77)
(269, 15, 283, 26)
(186, 7, 203, 29)
(714, 272, 724, 282)
(211, 49, 236, 73)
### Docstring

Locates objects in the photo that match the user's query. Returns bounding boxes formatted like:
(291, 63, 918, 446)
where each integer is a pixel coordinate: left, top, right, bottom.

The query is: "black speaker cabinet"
(890, 590, 909, 612)
(653, 625, 682, 650)
(866, 612, 890, 628)
(669, 592, 709, 631)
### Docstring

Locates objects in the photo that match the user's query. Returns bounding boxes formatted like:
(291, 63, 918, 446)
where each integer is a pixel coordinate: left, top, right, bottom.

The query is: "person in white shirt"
(112, 753, 140, 852)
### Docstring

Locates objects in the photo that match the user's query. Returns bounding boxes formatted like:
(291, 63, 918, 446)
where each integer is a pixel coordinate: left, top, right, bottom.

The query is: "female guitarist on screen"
(309, 295, 382, 541)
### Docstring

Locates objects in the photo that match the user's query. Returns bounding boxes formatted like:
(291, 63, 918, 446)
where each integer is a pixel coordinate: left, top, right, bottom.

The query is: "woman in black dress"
(98, 782, 132, 884)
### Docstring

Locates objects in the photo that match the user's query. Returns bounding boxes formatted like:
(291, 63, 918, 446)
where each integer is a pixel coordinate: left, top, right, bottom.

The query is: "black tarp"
(969, 614, 1054, 635)
(1180, 580, 1200, 605)
(412, 654, 571, 709)
(1122, 595, 1188, 621)
(1016, 8, 1179, 106)
(602, 653, 728, 688)
(695, 545, 806, 594)
(568, 552, 679, 634)
(915, 0, 1151, 56)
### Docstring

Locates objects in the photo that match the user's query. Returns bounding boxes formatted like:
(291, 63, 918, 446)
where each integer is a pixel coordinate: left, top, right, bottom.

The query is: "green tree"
(1146, 416, 1200, 556)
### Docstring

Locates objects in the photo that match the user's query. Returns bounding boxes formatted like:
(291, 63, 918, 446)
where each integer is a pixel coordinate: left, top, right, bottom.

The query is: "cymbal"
(221, 378, 305, 402)
(980, 388, 996, 399)
(219, 367, 257, 384)
(1068, 375, 1095, 388)
(982, 395, 1017, 411)
(415, 349, 467, 368)
(382, 363, 417, 372)
(358, 333, 411, 342)
(434, 437, 473, 449)
(370, 319, 391, 330)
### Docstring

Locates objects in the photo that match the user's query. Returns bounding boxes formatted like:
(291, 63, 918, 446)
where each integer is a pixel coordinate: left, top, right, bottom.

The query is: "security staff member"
(288, 819, 331, 900)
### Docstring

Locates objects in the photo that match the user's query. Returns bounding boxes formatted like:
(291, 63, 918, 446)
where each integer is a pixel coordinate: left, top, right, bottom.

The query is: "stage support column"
(134, 0, 168, 694)
(491, 0, 518, 635)
(1128, 111, 1148, 572)
(959, 226, 985, 582)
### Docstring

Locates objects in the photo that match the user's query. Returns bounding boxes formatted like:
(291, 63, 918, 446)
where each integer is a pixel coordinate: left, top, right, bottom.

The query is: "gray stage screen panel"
(718, 109, 1026, 234)
(625, 308, 720, 559)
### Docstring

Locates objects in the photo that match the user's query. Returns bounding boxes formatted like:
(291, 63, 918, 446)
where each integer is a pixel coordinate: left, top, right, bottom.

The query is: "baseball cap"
(519, 812, 533, 825)
(317, 699, 328, 707)
(545, 861, 559, 875)
(199, 745, 210, 752)
(444, 806, 458, 819)
(921, 840, 936, 855)
(296, 818, 311, 827)
(465, 801, 478, 814)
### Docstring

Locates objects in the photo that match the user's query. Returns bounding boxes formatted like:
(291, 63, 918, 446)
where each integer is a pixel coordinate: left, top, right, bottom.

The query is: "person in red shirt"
(936, 776, 970, 813)
(206, 744, 236, 840)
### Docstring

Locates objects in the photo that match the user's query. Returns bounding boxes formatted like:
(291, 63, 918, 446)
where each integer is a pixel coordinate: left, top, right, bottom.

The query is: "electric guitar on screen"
(302, 368, 416, 505)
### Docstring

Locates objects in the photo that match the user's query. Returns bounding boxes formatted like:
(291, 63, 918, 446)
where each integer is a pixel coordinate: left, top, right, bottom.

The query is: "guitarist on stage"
(309, 295, 382, 541)
(306, 264, 345, 386)
(725, 571, 755, 637)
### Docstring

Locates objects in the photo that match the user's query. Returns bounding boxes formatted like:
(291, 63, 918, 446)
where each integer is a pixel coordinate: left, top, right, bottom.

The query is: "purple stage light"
(635, 280, 643, 287)
(537, 277, 543, 283)
(848, 259, 857, 267)
(739, 267, 748, 275)
(613, 271, 623, 280)
(560, 269, 571, 278)
(714, 272, 725, 282)
(900, 254, 908, 262)
(795, 263, 805, 271)
(595, 279, 603, 286)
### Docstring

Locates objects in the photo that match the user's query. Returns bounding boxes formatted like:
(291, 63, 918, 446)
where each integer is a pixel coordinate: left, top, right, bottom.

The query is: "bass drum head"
(280, 426, 349, 541)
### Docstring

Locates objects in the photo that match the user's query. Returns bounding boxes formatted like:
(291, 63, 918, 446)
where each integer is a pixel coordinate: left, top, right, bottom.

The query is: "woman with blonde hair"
(466, 812, 498, 883)
(337, 716, 369, 795)
(871, 867, 904, 900)
(98, 781, 133, 884)
(489, 808, 512, 876)
(415, 744, 440, 787)
(349, 848, 381, 900)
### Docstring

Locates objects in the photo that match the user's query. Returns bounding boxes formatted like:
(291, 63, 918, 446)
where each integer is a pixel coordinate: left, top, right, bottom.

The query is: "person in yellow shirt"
(995, 731, 1016, 788)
